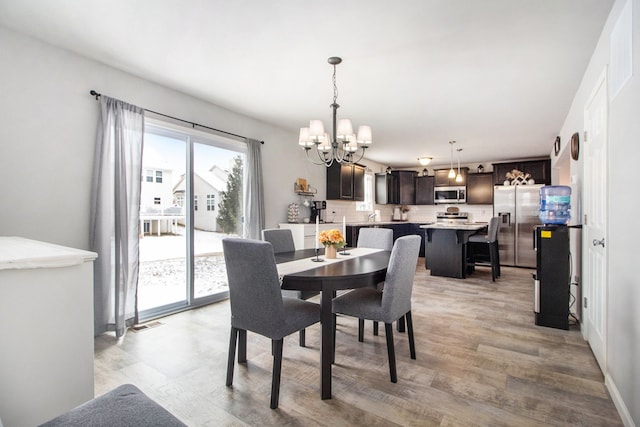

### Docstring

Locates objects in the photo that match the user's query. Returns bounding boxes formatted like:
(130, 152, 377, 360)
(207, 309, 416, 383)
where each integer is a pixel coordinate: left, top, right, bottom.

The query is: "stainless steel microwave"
(434, 186, 466, 204)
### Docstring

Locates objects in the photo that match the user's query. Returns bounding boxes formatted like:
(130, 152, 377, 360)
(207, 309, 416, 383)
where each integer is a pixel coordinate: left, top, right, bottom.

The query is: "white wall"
(0, 25, 324, 249)
(555, 0, 639, 424)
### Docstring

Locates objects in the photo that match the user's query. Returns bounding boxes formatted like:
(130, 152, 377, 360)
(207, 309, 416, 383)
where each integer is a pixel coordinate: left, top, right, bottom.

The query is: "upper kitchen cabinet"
(492, 159, 551, 185)
(415, 175, 435, 205)
(466, 173, 494, 204)
(434, 167, 468, 186)
(394, 170, 417, 204)
(375, 170, 417, 204)
(327, 162, 365, 201)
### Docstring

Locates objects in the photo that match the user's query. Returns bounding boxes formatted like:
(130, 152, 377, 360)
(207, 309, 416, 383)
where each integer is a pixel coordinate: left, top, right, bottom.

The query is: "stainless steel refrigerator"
(493, 184, 543, 267)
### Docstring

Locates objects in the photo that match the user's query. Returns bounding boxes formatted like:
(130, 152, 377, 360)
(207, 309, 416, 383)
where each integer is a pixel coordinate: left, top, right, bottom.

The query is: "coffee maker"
(309, 200, 326, 223)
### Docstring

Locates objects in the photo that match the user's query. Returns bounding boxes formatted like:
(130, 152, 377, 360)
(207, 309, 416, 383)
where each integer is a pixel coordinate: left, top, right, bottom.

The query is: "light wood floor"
(95, 261, 622, 426)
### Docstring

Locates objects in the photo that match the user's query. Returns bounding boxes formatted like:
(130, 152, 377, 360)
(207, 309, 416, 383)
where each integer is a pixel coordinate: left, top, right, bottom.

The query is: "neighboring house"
(140, 148, 184, 235)
(173, 165, 229, 232)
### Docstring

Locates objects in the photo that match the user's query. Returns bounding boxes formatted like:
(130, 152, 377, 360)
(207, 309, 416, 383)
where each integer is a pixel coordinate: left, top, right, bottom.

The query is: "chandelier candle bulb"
(309, 120, 325, 141)
(337, 119, 353, 139)
(298, 127, 313, 147)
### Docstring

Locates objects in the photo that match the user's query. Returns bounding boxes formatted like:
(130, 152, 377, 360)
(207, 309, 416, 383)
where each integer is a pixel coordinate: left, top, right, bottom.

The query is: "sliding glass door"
(138, 120, 246, 320)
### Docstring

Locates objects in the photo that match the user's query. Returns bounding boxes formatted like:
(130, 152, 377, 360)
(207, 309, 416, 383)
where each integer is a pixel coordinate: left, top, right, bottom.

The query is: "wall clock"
(571, 132, 580, 160)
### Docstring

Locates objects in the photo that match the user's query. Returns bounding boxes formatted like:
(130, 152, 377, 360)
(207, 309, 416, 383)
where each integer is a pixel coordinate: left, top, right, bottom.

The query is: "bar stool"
(468, 217, 501, 281)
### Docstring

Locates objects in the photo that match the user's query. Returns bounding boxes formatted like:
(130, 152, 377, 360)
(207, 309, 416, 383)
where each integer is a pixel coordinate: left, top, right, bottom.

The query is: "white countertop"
(420, 223, 487, 231)
(0, 236, 98, 270)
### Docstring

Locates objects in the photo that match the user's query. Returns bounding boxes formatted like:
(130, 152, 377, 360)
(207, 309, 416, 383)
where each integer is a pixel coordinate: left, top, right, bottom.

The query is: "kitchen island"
(420, 223, 486, 278)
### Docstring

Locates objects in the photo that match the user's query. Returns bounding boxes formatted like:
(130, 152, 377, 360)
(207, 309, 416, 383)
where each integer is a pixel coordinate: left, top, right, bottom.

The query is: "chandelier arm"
(347, 148, 368, 165)
(304, 147, 334, 167)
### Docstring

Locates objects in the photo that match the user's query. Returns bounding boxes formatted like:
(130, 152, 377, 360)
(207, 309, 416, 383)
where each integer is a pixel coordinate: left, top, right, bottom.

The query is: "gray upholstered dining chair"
(261, 228, 295, 254)
(223, 238, 320, 409)
(261, 228, 319, 346)
(332, 235, 421, 383)
(468, 216, 501, 281)
(357, 227, 394, 252)
(356, 227, 395, 335)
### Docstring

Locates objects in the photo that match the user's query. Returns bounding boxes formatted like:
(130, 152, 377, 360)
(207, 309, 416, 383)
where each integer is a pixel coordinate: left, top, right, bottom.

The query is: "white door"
(582, 69, 608, 372)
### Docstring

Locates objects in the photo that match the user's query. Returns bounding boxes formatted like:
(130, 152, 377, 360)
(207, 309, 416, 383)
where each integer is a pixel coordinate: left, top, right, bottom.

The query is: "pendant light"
(448, 141, 456, 179)
(456, 148, 463, 183)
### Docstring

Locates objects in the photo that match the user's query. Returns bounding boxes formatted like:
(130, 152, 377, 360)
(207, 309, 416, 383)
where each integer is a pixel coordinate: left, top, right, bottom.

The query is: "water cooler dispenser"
(533, 225, 570, 329)
(533, 186, 571, 330)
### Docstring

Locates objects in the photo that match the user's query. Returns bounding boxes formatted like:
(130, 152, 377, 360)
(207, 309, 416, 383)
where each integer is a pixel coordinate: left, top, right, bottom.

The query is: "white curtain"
(244, 138, 265, 240)
(90, 96, 144, 337)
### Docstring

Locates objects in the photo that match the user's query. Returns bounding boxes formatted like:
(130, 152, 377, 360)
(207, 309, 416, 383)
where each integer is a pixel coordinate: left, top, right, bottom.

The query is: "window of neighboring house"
(194, 195, 198, 211)
(356, 172, 374, 211)
(207, 194, 215, 211)
(154, 197, 161, 205)
(155, 170, 163, 183)
(145, 169, 153, 182)
(175, 194, 185, 207)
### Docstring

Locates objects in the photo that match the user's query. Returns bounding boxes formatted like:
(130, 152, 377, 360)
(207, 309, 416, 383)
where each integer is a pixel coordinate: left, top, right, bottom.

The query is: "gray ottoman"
(39, 384, 186, 426)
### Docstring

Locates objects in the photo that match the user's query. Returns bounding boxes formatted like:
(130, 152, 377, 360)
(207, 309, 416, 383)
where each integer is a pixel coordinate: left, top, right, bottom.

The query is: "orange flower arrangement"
(318, 229, 346, 248)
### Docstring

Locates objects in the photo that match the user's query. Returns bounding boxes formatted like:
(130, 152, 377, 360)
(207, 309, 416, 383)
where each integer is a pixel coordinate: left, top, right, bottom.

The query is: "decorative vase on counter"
(325, 245, 337, 259)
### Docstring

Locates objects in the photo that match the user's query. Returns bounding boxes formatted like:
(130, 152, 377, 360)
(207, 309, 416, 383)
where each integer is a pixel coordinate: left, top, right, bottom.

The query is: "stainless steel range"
(436, 211, 469, 224)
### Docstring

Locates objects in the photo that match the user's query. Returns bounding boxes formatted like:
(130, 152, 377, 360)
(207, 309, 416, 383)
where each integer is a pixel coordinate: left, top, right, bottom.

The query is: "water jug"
(539, 185, 571, 224)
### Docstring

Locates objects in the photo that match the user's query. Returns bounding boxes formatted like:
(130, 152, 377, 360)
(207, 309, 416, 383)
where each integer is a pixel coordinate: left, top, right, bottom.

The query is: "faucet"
(368, 212, 376, 222)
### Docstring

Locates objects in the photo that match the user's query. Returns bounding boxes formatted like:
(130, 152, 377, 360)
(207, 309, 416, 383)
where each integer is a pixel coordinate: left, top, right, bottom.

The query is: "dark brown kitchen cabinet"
(327, 162, 365, 201)
(466, 173, 494, 204)
(375, 170, 416, 204)
(393, 170, 417, 204)
(434, 167, 468, 186)
(415, 175, 435, 205)
(493, 159, 551, 185)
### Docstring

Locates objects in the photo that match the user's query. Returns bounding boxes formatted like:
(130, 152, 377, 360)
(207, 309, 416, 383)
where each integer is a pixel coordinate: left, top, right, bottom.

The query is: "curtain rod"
(89, 90, 263, 144)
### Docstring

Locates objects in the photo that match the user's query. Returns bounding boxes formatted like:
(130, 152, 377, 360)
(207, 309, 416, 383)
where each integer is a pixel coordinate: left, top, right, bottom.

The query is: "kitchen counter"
(420, 223, 486, 278)
(0, 237, 97, 426)
(420, 222, 486, 231)
(346, 221, 435, 226)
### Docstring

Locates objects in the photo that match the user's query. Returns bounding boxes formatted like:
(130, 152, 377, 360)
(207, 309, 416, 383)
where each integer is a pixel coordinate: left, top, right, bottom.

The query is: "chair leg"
(384, 323, 397, 383)
(238, 329, 247, 363)
(270, 339, 283, 409)
(358, 319, 365, 342)
(489, 242, 499, 281)
(299, 328, 306, 347)
(406, 311, 416, 359)
(226, 327, 238, 386)
(373, 321, 379, 336)
(397, 315, 406, 333)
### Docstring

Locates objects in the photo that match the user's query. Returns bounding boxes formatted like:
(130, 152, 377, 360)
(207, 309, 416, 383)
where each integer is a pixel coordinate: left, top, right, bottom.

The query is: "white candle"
(315, 215, 319, 249)
(342, 216, 346, 243)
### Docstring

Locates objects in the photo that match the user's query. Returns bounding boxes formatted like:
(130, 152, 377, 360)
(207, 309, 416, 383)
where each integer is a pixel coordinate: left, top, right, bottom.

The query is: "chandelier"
(298, 57, 372, 166)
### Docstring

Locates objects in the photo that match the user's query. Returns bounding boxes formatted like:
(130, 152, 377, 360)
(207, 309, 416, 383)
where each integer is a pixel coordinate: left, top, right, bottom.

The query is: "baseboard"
(606, 373, 636, 427)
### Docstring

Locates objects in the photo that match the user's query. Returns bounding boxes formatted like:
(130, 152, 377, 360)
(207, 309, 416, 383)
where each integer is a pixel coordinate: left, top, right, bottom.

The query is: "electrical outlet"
(583, 297, 588, 308)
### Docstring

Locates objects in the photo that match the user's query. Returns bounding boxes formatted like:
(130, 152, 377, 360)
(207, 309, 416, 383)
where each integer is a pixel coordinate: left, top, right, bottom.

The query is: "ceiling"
(0, 0, 614, 168)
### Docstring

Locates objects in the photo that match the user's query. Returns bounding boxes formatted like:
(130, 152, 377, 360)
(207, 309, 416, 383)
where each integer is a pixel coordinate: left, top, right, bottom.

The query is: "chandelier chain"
(332, 64, 338, 105)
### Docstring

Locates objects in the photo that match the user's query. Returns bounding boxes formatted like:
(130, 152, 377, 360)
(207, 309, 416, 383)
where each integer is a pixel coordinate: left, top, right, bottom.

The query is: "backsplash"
(325, 201, 493, 224)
